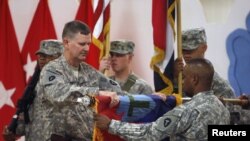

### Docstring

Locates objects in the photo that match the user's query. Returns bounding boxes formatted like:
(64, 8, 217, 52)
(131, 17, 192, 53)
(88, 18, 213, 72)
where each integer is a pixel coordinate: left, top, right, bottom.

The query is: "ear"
(63, 37, 68, 45)
(201, 44, 207, 53)
(192, 74, 199, 86)
(63, 38, 69, 49)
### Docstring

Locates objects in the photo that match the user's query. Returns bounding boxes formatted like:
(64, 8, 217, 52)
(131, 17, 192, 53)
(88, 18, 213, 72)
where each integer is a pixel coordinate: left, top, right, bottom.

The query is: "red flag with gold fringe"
(76, 0, 110, 69)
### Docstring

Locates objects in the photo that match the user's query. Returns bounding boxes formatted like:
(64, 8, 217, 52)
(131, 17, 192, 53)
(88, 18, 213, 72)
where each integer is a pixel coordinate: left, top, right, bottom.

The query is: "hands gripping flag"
(93, 94, 182, 141)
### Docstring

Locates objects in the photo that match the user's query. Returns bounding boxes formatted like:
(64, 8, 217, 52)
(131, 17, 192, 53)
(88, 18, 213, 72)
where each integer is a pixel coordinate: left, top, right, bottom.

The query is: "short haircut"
(62, 20, 91, 39)
(187, 58, 214, 87)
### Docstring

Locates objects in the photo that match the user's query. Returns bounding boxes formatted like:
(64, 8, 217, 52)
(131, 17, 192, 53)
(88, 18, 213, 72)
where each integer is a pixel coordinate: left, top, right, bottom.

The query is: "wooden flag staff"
(176, 0, 183, 95)
(182, 97, 249, 106)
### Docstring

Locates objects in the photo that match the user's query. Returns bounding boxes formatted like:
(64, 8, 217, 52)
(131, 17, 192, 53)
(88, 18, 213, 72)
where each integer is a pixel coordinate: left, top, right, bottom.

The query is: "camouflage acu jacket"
(35, 55, 124, 141)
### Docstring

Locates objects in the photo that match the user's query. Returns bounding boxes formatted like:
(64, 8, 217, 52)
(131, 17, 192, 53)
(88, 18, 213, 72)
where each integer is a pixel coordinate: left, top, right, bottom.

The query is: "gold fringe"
(92, 98, 104, 141)
(173, 93, 182, 106)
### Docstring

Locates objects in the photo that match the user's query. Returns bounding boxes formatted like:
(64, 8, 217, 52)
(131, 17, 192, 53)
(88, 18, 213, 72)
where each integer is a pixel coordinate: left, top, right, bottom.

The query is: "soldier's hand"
(93, 113, 111, 130)
(2, 125, 16, 141)
(99, 57, 111, 73)
(218, 96, 226, 106)
(174, 58, 184, 78)
(99, 91, 119, 107)
(239, 95, 250, 108)
(152, 93, 167, 102)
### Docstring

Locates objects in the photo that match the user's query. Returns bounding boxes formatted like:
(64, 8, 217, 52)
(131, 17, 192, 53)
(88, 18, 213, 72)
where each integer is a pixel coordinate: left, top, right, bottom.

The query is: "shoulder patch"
(49, 76, 56, 81)
(109, 79, 118, 85)
(42, 70, 61, 86)
(164, 118, 172, 127)
(155, 112, 180, 132)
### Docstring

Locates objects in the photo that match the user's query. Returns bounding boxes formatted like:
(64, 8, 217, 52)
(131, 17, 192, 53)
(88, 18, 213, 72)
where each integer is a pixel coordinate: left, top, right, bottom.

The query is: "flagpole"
(102, 0, 111, 76)
(104, 30, 110, 76)
(176, 0, 183, 95)
(182, 97, 249, 106)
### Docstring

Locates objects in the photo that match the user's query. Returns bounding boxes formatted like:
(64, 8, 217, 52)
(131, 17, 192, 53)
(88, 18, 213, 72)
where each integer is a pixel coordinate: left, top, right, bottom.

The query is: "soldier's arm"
(128, 79, 153, 94)
(40, 67, 99, 106)
(140, 83, 154, 94)
(212, 72, 236, 99)
(108, 107, 187, 140)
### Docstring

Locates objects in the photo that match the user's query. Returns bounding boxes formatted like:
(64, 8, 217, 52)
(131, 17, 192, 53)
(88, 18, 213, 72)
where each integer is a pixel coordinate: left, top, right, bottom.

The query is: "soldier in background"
(178, 28, 250, 125)
(36, 20, 125, 141)
(174, 27, 235, 99)
(174, 28, 238, 124)
(94, 58, 230, 141)
(99, 40, 153, 94)
(35, 39, 63, 69)
(2, 39, 63, 141)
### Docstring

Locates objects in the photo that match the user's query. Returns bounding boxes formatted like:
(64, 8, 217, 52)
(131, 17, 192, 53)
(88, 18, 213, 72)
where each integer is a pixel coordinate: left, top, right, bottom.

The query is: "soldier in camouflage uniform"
(99, 40, 153, 94)
(174, 28, 237, 124)
(180, 28, 250, 125)
(175, 27, 235, 99)
(94, 58, 230, 141)
(36, 20, 125, 141)
(2, 39, 63, 141)
(35, 39, 64, 69)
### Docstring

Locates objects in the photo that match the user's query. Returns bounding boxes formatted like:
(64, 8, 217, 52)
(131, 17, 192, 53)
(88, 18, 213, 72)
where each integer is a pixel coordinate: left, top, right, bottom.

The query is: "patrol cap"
(110, 40, 135, 54)
(36, 39, 64, 55)
(182, 28, 207, 50)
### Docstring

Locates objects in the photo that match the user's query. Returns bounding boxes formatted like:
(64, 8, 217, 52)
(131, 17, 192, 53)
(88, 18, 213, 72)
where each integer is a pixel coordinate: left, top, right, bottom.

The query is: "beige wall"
(9, 0, 250, 89)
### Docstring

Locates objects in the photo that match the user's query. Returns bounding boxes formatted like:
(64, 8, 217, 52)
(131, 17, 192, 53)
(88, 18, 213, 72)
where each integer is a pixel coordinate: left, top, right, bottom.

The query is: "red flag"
(76, 0, 110, 69)
(75, 0, 94, 30)
(0, 0, 26, 140)
(21, 0, 57, 81)
(150, 0, 175, 94)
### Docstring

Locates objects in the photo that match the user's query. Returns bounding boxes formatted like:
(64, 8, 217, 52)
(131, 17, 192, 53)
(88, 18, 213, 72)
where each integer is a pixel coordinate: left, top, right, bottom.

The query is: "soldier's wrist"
(107, 120, 111, 129)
